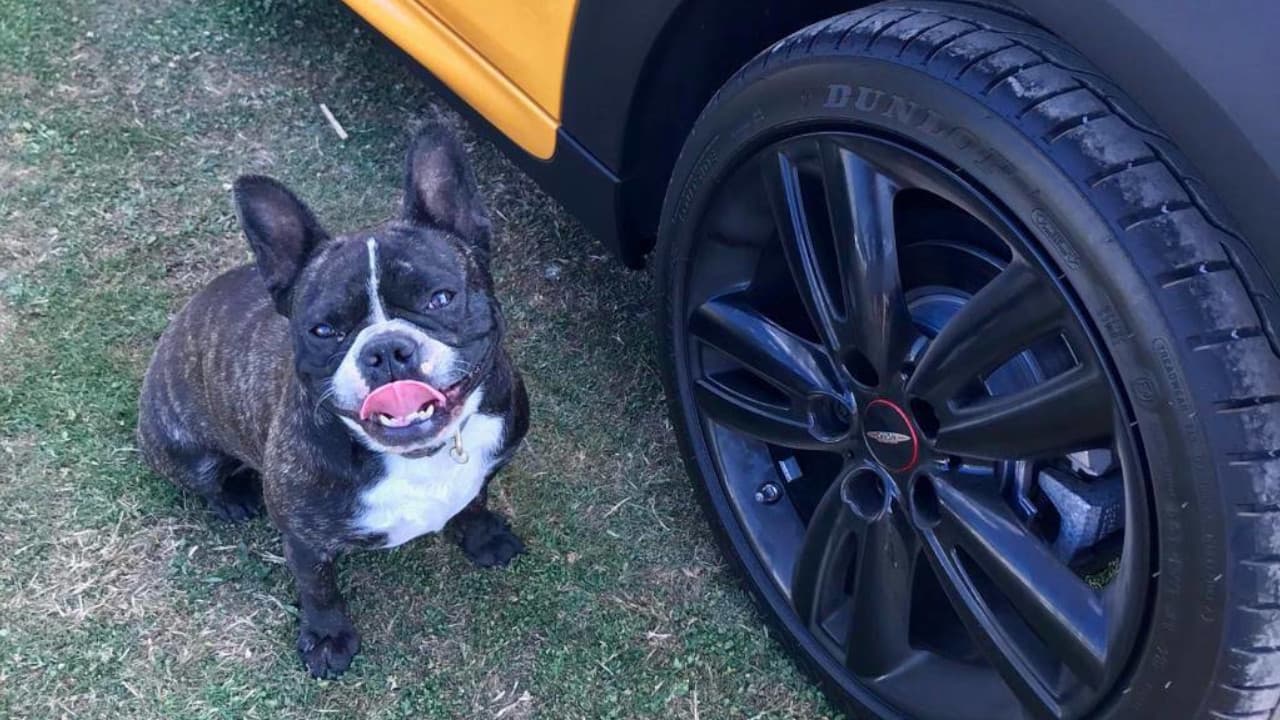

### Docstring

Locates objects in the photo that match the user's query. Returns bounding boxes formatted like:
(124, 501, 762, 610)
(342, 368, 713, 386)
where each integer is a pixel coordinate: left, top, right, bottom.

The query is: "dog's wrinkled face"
(292, 226, 495, 452)
(232, 126, 497, 454)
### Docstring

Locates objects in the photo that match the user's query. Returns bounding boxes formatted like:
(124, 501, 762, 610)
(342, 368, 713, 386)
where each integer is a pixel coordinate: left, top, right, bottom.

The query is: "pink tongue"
(359, 380, 447, 421)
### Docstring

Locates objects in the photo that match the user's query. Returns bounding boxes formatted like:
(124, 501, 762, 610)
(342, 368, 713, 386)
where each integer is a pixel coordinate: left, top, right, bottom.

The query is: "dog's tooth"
(423, 404, 435, 419)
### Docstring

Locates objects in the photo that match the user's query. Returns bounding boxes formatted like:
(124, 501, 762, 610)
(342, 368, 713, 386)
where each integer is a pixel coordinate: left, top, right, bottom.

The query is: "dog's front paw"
(208, 491, 262, 523)
(457, 511, 525, 568)
(297, 621, 361, 679)
(207, 469, 263, 523)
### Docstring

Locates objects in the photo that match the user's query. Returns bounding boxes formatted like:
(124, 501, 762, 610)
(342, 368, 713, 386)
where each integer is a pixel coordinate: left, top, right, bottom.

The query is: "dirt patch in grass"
(0, 291, 14, 343)
(0, 155, 36, 195)
(9, 516, 187, 625)
(0, 148, 58, 341)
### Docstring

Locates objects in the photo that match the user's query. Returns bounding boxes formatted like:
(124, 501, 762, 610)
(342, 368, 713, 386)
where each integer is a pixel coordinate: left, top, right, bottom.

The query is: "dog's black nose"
(361, 333, 420, 375)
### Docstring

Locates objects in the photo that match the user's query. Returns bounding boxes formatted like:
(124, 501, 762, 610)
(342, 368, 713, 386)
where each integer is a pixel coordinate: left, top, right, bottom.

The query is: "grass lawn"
(0, 0, 838, 718)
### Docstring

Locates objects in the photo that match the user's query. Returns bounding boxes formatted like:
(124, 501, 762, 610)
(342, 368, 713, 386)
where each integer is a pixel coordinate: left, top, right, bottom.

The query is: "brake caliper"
(1036, 449, 1125, 563)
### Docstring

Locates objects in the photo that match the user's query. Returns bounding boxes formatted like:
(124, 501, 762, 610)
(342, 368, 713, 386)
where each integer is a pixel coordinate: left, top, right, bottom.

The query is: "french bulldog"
(137, 125, 528, 679)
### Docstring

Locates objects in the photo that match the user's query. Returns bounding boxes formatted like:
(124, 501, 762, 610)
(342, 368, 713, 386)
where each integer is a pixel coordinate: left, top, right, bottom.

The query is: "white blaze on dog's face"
(233, 126, 498, 454)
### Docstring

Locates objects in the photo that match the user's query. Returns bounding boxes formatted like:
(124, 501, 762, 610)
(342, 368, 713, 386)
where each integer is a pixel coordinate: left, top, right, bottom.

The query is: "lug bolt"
(755, 482, 783, 505)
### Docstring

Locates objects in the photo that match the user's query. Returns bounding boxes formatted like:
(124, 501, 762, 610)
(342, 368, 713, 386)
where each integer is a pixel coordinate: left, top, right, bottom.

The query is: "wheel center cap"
(863, 399, 919, 472)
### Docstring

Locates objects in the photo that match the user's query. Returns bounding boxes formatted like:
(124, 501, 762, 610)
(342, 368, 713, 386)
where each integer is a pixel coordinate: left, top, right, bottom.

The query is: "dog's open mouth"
(358, 380, 448, 430)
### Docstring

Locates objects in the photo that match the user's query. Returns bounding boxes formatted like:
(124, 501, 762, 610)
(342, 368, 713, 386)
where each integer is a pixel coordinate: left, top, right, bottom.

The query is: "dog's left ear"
(401, 125, 491, 254)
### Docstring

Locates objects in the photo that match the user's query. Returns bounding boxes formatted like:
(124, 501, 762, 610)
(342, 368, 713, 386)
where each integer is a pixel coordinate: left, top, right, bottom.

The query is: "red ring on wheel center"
(863, 399, 920, 472)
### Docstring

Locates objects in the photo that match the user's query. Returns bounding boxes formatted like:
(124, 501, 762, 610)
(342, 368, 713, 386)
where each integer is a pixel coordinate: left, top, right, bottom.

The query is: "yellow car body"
(341, 0, 577, 159)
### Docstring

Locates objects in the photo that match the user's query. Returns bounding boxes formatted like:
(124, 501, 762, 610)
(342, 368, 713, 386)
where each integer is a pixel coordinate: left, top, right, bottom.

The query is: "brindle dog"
(138, 125, 528, 678)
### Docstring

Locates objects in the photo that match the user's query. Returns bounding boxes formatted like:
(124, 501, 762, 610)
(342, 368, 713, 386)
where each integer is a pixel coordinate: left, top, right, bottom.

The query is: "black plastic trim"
(558, 0, 684, 172)
(562, 0, 857, 264)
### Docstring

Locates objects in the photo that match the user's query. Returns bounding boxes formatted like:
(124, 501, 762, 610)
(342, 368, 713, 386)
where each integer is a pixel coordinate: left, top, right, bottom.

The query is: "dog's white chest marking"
(354, 408, 506, 549)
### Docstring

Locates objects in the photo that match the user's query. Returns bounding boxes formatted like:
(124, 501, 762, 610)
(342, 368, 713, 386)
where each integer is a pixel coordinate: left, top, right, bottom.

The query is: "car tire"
(655, 2, 1280, 718)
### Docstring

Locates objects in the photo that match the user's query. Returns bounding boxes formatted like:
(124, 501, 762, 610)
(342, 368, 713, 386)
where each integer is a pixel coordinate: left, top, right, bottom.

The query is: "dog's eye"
(427, 290, 455, 310)
(310, 323, 342, 340)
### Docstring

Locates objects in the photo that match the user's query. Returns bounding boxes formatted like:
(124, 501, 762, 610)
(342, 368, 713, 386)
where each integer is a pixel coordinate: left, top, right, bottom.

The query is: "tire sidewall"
(657, 53, 1229, 719)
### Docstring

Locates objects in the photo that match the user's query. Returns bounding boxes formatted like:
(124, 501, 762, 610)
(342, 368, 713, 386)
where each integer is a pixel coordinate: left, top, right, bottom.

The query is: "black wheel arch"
(562, 0, 857, 266)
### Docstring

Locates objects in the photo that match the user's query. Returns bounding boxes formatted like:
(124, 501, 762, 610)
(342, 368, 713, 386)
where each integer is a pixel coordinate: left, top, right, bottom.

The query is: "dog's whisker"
(312, 384, 337, 422)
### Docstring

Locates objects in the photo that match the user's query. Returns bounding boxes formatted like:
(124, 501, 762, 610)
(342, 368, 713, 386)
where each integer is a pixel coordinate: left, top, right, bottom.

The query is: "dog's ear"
(233, 176, 328, 316)
(401, 124, 491, 253)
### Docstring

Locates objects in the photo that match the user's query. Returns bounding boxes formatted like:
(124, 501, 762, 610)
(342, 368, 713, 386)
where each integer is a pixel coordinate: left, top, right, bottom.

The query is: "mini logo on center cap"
(863, 399, 920, 472)
(866, 430, 912, 445)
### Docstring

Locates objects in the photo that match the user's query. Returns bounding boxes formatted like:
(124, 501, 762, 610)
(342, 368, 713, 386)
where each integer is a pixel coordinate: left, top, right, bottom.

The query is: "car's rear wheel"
(656, 3, 1280, 719)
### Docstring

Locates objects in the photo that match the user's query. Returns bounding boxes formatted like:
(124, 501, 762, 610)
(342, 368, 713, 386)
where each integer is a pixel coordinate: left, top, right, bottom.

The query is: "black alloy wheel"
(656, 3, 1280, 719)
(678, 129, 1146, 719)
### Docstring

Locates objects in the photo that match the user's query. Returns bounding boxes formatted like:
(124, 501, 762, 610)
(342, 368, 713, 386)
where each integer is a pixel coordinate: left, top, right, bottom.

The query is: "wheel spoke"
(691, 295, 842, 400)
(820, 141, 914, 385)
(791, 471, 860, 643)
(690, 295, 849, 449)
(791, 470, 915, 676)
(843, 513, 917, 678)
(919, 479, 1108, 716)
(934, 365, 1113, 460)
(693, 379, 826, 449)
(763, 147, 850, 355)
(907, 260, 1066, 406)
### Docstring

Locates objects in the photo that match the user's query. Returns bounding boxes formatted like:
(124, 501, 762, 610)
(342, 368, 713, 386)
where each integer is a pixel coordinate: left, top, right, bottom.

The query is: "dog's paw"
(458, 511, 525, 568)
(297, 622, 360, 680)
(207, 470, 263, 523)
(207, 490, 262, 523)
